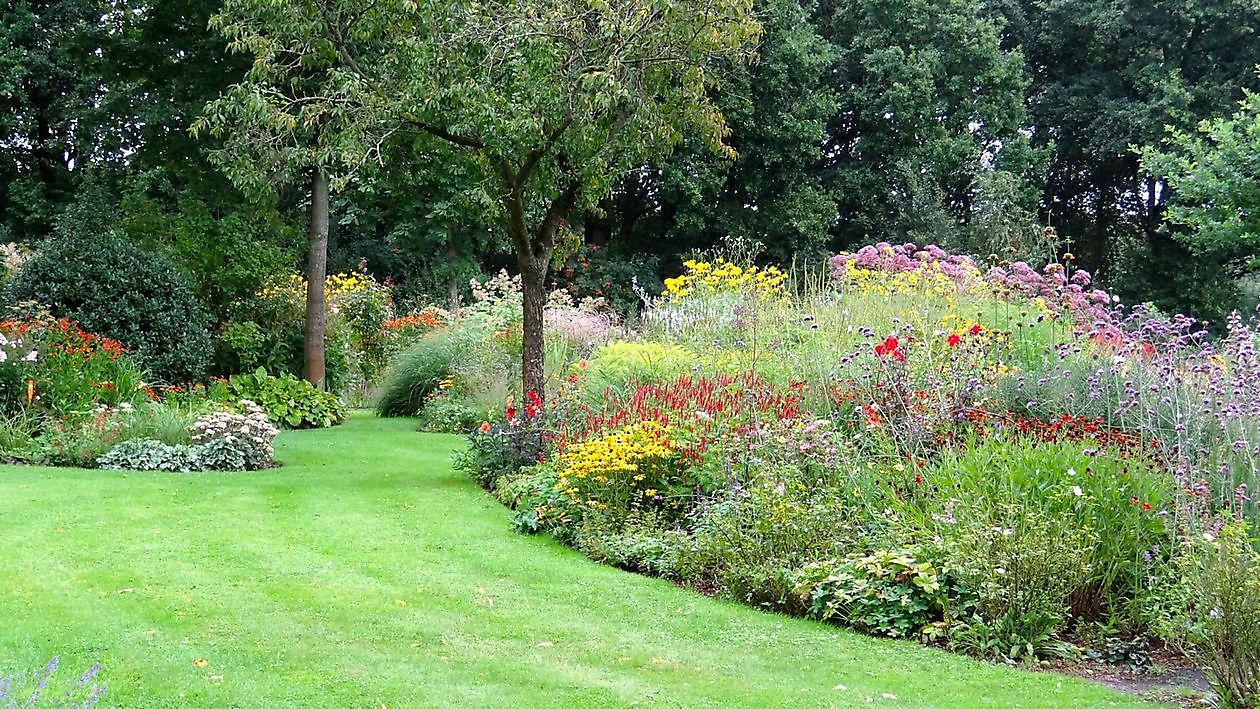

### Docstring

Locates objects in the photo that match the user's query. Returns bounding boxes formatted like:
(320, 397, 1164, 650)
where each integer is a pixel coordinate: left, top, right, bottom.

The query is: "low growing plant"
(227, 368, 346, 429)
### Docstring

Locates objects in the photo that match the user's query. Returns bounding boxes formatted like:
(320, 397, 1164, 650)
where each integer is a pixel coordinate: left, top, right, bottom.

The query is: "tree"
(193, 38, 355, 389)
(995, 0, 1260, 313)
(1139, 86, 1260, 311)
(608, 0, 838, 264)
(207, 0, 761, 401)
(0, 0, 110, 239)
(816, 0, 1039, 248)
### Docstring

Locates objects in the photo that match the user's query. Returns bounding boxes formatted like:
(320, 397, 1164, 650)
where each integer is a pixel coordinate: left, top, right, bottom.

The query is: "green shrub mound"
(375, 326, 480, 417)
(6, 233, 213, 382)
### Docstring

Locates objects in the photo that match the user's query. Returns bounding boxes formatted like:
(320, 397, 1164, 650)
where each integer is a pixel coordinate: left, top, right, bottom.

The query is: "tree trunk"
(304, 167, 329, 388)
(519, 251, 548, 404)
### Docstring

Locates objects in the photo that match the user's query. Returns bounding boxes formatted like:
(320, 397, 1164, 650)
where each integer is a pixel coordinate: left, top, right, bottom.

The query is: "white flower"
(1203, 531, 1216, 542)
(994, 567, 1006, 575)
(1072, 486, 1083, 497)
(1066, 467, 1077, 477)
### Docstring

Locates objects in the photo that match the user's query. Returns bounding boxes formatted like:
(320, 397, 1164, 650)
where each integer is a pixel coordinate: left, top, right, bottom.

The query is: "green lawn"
(0, 413, 1151, 707)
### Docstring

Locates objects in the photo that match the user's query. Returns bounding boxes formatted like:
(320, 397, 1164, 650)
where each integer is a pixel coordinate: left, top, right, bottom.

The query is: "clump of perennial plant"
(190, 400, 279, 470)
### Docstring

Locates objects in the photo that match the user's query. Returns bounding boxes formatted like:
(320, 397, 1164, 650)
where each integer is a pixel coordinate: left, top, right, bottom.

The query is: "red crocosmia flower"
(968, 324, 983, 336)
(1130, 496, 1140, 505)
(946, 333, 961, 348)
(479, 421, 491, 434)
(506, 405, 517, 420)
(1142, 502, 1152, 512)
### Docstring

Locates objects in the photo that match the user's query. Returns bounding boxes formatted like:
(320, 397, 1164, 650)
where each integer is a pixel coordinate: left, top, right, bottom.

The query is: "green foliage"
(674, 476, 872, 611)
(800, 550, 950, 640)
(904, 439, 1172, 612)
(18, 320, 149, 417)
(1164, 522, 1260, 708)
(227, 368, 346, 429)
(1140, 85, 1260, 283)
(579, 341, 697, 402)
(118, 194, 297, 325)
(32, 413, 125, 468)
(98, 403, 280, 472)
(549, 246, 662, 317)
(1005, 0, 1260, 321)
(6, 232, 213, 382)
(938, 506, 1094, 662)
(97, 437, 200, 472)
(375, 326, 481, 418)
(454, 421, 550, 491)
(613, 0, 838, 263)
(950, 609, 1078, 665)
(817, 0, 1040, 246)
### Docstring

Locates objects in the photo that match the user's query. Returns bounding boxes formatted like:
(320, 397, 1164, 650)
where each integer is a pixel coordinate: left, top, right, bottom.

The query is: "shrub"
(375, 325, 481, 417)
(1166, 522, 1260, 708)
(939, 506, 1093, 663)
(547, 421, 679, 524)
(6, 232, 213, 382)
(189, 400, 280, 470)
(32, 407, 126, 468)
(674, 475, 874, 611)
(453, 419, 549, 489)
(224, 274, 352, 392)
(227, 368, 346, 429)
(799, 550, 951, 640)
(905, 439, 1172, 617)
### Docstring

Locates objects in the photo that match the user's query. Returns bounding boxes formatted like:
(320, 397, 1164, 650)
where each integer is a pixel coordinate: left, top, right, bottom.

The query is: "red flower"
(862, 404, 882, 427)
(968, 324, 983, 336)
(874, 336, 902, 360)
(1130, 496, 1140, 506)
(1141, 502, 1152, 512)
(479, 421, 491, 434)
(946, 333, 961, 348)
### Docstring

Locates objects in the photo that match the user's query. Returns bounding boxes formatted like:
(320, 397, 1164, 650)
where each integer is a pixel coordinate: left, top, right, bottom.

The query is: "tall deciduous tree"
(206, 0, 761, 401)
(1140, 86, 1260, 300)
(817, 0, 1039, 248)
(0, 0, 109, 238)
(609, 0, 838, 263)
(996, 0, 1260, 315)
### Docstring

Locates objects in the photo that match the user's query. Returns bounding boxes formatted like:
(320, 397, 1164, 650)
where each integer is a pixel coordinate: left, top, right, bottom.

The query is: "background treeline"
(3, 0, 1260, 329)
